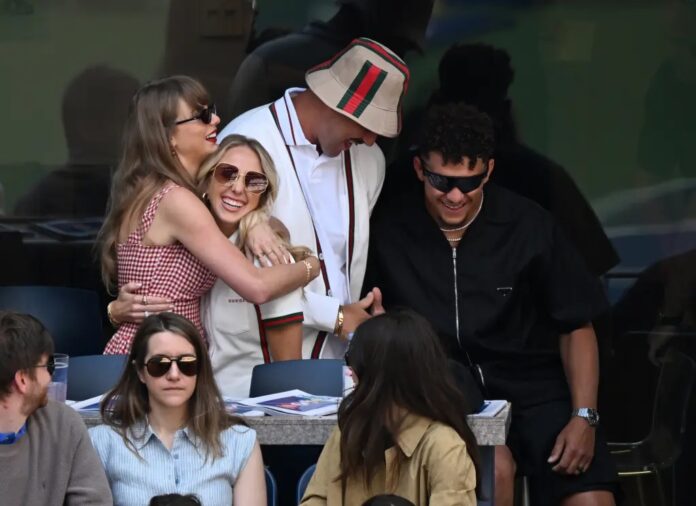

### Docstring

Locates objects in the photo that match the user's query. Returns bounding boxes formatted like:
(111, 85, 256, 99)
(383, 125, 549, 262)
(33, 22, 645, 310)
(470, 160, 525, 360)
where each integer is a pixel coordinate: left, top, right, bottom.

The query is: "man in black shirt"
(365, 104, 619, 506)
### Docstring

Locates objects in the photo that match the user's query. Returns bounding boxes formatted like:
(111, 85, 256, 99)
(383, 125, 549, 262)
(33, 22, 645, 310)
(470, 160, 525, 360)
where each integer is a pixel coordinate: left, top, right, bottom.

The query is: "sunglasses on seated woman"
(213, 163, 269, 194)
(175, 103, 216, 125)
(144, 354, 199, 377)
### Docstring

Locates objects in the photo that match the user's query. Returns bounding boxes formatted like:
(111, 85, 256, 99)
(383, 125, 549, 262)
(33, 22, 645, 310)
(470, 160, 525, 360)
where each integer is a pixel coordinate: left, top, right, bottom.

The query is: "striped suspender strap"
(269, 102, 355, 358)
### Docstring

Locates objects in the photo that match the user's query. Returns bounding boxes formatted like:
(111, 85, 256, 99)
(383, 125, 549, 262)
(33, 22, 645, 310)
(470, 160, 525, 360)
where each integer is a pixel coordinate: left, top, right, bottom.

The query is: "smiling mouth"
(206, 130, 217, 143)
(221, 196, 245, 210)
(442, 200, 465, 210)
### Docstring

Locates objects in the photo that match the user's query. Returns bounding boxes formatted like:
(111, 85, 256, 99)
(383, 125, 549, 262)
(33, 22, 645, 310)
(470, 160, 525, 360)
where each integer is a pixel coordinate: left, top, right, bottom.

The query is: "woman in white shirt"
(197, 134, 311, 397)
(89, 312, 265, 506)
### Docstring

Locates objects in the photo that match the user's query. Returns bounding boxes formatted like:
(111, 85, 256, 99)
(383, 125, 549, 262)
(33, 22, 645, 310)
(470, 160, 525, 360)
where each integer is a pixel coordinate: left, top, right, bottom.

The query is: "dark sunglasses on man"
(175, 103, 216, 125)
(142, 354, 199, 377)
(419, 156, 488, 194)
(213, 163, 269, 194)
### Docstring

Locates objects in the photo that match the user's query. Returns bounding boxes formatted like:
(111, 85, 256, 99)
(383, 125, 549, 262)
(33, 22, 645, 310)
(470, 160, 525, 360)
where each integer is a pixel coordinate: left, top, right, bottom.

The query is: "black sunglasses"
(34, 355, 55, 376)
(175, 103, 216, 125)
(213, 163, 269, 194)
(144, 354, 199, 377)
(420, 158, 488, 194)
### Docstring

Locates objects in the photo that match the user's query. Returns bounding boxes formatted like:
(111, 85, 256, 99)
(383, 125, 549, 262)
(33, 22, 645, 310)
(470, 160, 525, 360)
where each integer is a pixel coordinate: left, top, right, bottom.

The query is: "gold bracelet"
(334, 305, 345, 336)
(106, 301, 121, 327)
(302, 259, 313, 285)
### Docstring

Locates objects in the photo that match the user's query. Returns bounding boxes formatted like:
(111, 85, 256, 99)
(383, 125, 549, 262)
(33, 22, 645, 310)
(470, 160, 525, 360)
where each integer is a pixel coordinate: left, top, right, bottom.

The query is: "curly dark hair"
(417, 103, 495, 166)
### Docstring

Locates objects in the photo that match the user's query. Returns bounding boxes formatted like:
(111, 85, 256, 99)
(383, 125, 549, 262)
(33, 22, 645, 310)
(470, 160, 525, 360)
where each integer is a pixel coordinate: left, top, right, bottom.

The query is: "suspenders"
(269, 102, 355, 358)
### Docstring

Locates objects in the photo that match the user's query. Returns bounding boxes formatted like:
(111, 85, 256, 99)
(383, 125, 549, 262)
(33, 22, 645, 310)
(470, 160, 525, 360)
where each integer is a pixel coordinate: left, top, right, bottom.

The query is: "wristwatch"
(572, 408, 600, 427)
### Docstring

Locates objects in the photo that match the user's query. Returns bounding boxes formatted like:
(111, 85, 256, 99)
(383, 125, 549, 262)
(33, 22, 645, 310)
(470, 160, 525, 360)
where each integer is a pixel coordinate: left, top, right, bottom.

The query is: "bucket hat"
(305, 37, 410, 138)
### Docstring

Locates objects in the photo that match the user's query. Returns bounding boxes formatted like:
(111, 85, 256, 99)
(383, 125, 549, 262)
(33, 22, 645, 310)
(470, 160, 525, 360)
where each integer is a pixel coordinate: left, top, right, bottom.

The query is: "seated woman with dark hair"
(300, 309, 479, 505)
(89, 313, 266, 506)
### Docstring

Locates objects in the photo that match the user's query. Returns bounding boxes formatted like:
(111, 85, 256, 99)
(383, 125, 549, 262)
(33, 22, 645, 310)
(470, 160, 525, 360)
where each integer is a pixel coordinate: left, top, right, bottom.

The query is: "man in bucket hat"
(218, 37, 409, 360)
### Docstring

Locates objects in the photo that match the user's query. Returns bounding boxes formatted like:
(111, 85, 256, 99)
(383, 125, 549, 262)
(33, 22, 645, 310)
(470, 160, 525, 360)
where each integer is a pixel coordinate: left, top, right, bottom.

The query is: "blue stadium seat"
(296, 463, 316, 504)
(0, 285, 105, 356)
(67, 354, 128, 401)
(249, 359, 345, 397)
(265, 467, 278, 506)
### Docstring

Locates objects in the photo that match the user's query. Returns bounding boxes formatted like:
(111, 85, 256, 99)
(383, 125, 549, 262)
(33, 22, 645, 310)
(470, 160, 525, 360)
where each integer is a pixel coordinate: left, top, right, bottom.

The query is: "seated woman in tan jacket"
(300, 309, 480, 506)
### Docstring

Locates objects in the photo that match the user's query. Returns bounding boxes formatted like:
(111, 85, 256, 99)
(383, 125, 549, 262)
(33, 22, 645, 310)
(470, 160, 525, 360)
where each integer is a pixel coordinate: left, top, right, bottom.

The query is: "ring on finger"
(144, 310, 150, 318)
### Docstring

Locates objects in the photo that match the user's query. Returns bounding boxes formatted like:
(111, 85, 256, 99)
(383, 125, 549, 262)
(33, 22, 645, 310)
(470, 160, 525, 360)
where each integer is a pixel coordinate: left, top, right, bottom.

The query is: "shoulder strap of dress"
(134, 182, 181, 239)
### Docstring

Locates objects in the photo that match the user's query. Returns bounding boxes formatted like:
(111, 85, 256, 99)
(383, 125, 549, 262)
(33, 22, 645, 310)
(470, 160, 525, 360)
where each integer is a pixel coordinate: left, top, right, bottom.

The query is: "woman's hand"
(246, 220, 293, 266)
(109, 282, 174, 324)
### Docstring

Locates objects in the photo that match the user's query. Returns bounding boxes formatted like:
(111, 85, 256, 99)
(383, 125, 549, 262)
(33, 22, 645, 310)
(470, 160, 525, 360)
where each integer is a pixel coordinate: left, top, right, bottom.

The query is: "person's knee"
(560, 490, 615, 506)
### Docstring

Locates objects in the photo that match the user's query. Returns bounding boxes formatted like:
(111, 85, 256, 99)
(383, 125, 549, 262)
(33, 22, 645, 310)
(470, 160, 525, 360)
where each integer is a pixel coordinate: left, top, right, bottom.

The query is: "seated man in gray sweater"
(0, 311, 112, 506)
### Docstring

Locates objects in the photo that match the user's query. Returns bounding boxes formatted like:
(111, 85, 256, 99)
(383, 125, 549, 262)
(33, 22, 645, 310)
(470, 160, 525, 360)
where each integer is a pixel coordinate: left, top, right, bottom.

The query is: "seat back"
(646, 347, 696, 468)
(249, 359, 344, 397)
(296, 463, 316, 504)
(265, 467, 278, 506)
(0, 285, 104, 356)
(67, 354, 128, 401)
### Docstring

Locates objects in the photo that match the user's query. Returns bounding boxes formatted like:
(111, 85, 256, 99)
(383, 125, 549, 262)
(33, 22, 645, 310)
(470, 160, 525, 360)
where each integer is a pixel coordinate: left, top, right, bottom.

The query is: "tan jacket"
(300, 414, 477, 506)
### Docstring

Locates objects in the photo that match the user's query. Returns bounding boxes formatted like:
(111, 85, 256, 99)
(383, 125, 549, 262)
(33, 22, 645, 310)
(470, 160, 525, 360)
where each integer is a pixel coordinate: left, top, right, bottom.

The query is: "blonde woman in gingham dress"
(99, 76, 319, 354)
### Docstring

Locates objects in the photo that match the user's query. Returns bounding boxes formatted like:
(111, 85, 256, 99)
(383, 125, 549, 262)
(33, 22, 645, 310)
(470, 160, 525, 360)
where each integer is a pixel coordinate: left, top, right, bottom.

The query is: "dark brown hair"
(0, 311, 54, 399)
(339, 309, 480, 494)
(101, 312, 245, 460)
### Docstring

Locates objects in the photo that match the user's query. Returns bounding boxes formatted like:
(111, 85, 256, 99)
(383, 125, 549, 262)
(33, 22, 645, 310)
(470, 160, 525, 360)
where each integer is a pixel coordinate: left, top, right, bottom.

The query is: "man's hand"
(547, 416, 596, 475)
(246, 220, 292, 266)
(110, 282, 174, 324)
(340, 288, 385, 337)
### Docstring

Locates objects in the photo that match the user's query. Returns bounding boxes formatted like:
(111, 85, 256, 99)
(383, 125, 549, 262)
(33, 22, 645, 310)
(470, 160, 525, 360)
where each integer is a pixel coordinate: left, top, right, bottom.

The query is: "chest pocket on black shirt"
(457, 264, 533, 346)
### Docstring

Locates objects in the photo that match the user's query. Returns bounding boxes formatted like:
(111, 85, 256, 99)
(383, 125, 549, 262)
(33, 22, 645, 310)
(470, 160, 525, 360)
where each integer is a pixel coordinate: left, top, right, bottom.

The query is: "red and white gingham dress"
(104, 183, 217, 355)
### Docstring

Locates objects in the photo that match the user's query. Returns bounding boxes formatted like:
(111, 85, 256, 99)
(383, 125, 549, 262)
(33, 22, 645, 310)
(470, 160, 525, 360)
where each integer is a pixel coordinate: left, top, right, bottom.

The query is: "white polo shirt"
(203, 232, 304, 398)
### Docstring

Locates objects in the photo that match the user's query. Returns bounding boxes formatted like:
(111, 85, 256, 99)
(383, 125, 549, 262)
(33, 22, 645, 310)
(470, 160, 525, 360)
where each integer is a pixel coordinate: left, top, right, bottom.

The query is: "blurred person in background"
(226, 0, 432, 119)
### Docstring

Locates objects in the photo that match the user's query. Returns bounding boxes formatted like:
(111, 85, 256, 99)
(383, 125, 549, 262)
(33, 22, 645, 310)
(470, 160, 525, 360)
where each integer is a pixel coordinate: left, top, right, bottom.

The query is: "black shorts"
(506, 399, 622, 505)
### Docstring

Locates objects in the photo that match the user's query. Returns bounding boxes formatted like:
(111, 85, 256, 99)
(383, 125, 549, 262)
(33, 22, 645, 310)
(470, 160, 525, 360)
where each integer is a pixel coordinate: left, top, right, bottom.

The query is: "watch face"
(575, 408, 600, 426)
(585, 409, 599, 426)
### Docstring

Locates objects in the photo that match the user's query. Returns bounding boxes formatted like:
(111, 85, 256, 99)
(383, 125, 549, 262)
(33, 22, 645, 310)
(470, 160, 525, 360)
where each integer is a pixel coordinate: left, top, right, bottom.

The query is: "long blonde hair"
(198, 134, 311, 260)
(98, 76, 211, 292)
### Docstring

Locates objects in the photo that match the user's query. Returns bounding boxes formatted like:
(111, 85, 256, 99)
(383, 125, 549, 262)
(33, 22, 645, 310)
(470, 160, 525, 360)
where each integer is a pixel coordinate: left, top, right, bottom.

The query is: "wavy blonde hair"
(198, 134, 311, 260)
(97, 76, 210, 292)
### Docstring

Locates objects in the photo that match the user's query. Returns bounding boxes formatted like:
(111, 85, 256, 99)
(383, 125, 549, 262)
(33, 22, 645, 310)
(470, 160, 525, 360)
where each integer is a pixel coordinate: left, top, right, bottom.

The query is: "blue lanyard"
(0, 422, 27, 445)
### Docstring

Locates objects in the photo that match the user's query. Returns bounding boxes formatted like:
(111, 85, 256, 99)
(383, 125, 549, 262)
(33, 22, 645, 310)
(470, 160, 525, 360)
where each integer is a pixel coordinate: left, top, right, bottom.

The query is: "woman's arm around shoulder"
(155, 186, 318, 304)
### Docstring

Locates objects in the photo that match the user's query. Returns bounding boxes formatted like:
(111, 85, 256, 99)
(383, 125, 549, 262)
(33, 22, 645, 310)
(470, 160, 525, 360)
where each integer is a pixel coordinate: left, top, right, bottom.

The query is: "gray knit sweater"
(0, 400, 112, 506)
